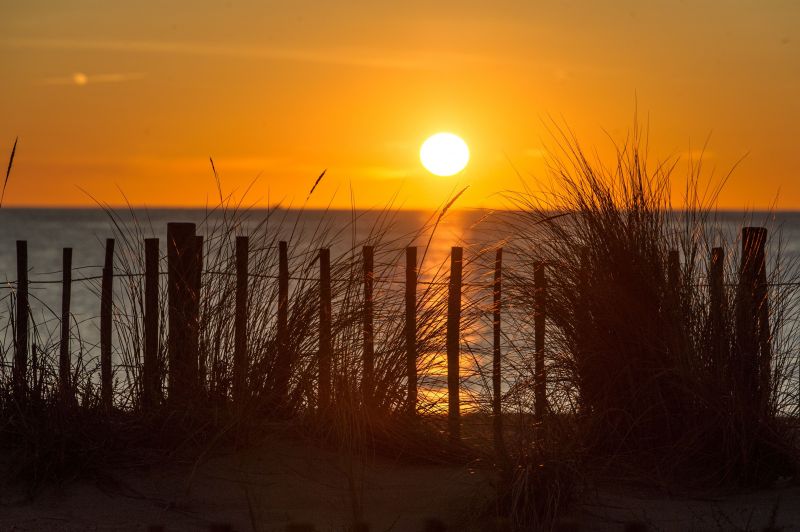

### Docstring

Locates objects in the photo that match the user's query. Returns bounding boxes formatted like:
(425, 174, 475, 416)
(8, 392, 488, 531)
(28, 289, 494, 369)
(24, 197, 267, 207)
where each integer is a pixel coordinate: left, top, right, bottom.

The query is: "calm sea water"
(0, 207, 488, 320)
(1, 207, 799, 334)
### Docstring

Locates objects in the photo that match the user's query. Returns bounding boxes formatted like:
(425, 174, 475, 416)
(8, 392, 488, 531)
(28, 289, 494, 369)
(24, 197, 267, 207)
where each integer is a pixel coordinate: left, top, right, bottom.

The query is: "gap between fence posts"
(14, 240, 28, 401)
(447, 246, 463, 443)
(405, 246, 417, 416)
(100, 238, 114, 411)
(233, 236, 249, 408)
(143, 238, 160, 410)
(668, 250, 681, 294)
(318, 247, 332, 412)
(60, 247, 72, 404)
(534, 260, 547, 427)
(167, 222, 199, 408)
(362, 245, 374, 407)
(275, 241, 290, 407)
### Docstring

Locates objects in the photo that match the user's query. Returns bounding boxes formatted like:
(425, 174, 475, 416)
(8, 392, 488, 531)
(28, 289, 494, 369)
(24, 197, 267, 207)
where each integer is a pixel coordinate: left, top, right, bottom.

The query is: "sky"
(1, 1, 799, 210)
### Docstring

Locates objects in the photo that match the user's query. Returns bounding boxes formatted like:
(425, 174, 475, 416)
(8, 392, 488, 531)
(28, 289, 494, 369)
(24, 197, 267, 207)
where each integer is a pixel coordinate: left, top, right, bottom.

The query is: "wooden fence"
(6, 223, 779, 449)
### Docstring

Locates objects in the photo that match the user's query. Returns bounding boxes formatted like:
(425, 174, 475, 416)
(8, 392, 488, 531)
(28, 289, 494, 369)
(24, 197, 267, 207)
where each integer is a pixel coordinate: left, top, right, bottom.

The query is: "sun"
(420, 133, 470, 176)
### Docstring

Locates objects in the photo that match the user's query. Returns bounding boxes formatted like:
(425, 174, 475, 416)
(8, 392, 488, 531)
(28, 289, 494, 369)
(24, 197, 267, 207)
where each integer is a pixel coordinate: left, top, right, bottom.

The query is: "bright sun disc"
(420, 133, 470, 176)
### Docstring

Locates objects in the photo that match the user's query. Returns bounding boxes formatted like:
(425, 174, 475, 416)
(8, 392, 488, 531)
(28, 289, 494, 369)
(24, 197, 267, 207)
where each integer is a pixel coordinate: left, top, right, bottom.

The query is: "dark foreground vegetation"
(1, 126, 799, 530)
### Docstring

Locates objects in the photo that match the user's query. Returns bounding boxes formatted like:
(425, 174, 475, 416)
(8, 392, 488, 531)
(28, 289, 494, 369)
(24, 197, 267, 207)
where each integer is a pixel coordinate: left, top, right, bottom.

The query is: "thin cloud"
(6, 37, 490, 71)
(42, 72, 145, 86)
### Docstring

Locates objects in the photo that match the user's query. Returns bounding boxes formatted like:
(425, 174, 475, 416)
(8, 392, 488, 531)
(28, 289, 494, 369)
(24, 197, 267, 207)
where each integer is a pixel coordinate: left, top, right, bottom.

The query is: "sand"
(0, 432, 492, 531)
(1, 432, 798, 531)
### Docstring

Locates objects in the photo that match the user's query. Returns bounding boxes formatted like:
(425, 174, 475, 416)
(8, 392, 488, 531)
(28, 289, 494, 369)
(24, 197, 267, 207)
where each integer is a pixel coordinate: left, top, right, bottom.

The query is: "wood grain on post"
(194, 235, 205, 394)
(31, 343, 41, 401)
(167, 223, 198, 407)
(362, 246, 374, 406)
(60, 247, 72, 403)
(275, 241, 290, 404)
(143, 238, 160, 410)
(738, 227, 768, 411)
(233, 236, 249, 407)
(534, 261, 547, 425)
(447, 246, 463, 442)
(14, 240, 28, 400)
(100, 238, 115, 411)
(709, 247, 726, 378)
(318, 248, 332, 411)
(492, 248, 505, 459)
(405, 246, 417, 416)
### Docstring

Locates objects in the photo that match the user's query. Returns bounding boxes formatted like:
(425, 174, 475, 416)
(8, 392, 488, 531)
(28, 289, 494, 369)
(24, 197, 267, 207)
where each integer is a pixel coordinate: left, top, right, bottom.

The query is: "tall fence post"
(362, 246, 374, 406)
(275, 241, 290, 406)
(194, 235, 205, 395)
(233, 236, 249, 407)
(60, 247, 72, 403)
(709, 246, 726, 379)
(143, 238, 160, 410)
(101, 238, 115, 411)
(447, 246, 463, 442)
(405, 246, 417, 416)
(14, 240, 28, 401)
(493, 247, 505, 460)
(318, 248, 332, 412)
(534, 261, 547, 426)
(737, 227, 769, 417)
(167, 222, 199, 408)
(667, 249, 683, 365)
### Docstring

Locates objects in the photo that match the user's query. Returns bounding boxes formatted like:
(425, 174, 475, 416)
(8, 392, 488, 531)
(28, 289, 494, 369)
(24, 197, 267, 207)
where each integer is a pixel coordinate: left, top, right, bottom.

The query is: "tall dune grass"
(499, 122, 799, 491)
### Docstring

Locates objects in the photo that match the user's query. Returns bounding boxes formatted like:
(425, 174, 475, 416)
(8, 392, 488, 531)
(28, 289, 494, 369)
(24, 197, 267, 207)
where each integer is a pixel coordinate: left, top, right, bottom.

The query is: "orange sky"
(2, 1, 799, 210)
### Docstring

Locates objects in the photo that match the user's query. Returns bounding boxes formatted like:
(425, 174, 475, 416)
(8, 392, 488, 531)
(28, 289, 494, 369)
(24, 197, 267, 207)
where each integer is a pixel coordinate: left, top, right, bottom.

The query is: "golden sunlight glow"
(420, 133, 470, 177)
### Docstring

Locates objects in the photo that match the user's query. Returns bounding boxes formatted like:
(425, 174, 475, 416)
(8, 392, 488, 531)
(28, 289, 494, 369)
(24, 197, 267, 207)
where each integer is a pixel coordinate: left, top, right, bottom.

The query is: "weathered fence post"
(534, 261, 547, 426)
(167, 222, 199, 408)
(275, 241, 290, 405)
(195, 235, 205, 394)
(362, 246, 374, 406)
(492, 248, 505, 460)
(233, 236, 249, 407)
(143, 238, 160, 410)
(318, 248, 332, 411)
(60, 247, 72, 403)
(405, 246, 417, 416)
(101, 238, 114, 411)
(756, 237, 772, 415)
(737, 227, 769, 416)
(709, 247, 726, 378)
(14, 240, 28, 400)
(447, 246, 463, 442)
(667, 249, 683, 364)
